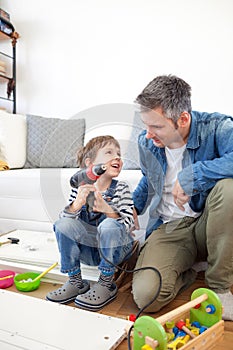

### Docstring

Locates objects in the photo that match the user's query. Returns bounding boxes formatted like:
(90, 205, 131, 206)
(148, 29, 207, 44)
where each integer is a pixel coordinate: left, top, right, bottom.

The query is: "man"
(132, 74, 233, 320)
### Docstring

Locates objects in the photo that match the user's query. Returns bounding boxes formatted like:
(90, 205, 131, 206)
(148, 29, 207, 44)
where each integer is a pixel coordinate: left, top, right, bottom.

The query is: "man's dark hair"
(135, 74, 192, 122)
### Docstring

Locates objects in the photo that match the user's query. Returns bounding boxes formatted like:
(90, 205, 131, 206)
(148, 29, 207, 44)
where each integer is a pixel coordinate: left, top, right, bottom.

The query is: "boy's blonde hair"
(77, 135, 121, 168)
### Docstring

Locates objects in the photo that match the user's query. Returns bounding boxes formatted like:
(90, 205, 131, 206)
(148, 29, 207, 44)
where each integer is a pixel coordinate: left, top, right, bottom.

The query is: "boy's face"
(93, 143, 123, 177)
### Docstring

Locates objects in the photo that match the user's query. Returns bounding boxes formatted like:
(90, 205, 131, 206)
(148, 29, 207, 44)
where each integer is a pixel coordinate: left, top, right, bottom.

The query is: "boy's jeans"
(132, 179, 233, 312)
(54, 217, 133, 276)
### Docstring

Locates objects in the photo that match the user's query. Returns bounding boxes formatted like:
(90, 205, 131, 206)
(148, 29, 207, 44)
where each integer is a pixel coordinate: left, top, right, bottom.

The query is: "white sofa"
(0, 107, 147, 241)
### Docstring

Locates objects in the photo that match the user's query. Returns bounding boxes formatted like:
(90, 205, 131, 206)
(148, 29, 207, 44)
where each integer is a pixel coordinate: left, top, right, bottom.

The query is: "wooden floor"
(8, 273, 233, 349)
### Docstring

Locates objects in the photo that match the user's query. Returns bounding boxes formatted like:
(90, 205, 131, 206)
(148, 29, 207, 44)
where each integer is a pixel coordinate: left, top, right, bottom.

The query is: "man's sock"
(68, 270, 84, 289)
(217, 291, 233, 321)
(98, 273, 114, 289)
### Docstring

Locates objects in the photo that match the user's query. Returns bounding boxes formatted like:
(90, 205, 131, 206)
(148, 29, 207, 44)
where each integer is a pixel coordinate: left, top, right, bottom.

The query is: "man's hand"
(172, 179, 190, 211)
(129, 207, 140, 237)
(133, 207, 140, 230)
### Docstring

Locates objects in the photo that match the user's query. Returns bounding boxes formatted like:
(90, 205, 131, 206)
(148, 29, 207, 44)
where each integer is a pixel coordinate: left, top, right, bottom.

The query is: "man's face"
(141, 107, 184, 149)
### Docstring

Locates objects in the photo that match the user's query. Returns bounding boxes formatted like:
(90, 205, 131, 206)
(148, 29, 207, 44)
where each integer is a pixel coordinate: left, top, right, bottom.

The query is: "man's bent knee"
(132, 269, 164, 312)
(210, 179, 233, 203)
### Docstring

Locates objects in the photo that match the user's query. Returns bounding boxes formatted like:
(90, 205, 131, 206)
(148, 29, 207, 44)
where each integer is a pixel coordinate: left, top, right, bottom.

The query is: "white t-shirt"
(157, 145, 200, 223)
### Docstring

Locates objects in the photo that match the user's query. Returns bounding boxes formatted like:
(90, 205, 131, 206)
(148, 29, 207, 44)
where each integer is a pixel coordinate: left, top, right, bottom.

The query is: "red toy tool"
(176, 320, 197, 339)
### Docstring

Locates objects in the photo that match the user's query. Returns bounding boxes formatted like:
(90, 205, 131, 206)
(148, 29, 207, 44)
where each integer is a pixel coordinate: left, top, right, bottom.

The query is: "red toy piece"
(176, 320, 197, 339)
(128, 314, 137, 322)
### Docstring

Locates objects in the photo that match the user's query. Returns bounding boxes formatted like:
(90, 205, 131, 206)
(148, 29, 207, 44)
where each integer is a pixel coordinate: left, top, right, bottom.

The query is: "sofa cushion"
(0, 111, 27, 169)
(24, 114, 86, 168)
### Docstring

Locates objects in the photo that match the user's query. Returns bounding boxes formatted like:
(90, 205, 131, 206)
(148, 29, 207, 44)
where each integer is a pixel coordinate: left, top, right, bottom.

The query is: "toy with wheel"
(133, 316, 167, 350)
(190, 288, 222, 328)
(132, 288, 224, 350)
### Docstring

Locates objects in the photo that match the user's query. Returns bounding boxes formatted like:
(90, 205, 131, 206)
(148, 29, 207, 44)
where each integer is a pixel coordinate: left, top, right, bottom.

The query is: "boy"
(46, 135, 135, 311)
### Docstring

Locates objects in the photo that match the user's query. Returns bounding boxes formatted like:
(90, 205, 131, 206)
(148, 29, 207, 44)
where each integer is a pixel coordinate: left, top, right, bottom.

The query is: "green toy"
(190, 288, 222, 328)
(133, 316, 167, 350)
(133, 288, 223, 350)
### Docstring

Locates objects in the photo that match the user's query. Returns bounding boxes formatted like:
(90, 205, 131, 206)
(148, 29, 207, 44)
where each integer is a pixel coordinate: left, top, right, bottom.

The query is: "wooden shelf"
(0, 31, 10, 40)
(0, 73, 11, 82)
(0, 15, 15, 39)
(0, 16, 18, 113)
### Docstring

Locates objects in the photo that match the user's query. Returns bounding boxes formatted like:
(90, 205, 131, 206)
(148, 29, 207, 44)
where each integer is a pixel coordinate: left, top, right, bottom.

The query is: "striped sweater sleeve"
(59, 188, 80, 219)
(111, 181, 134, 232)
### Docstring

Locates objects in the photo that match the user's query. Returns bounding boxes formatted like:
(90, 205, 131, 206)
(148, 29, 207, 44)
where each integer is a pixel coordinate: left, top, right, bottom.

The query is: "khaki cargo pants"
(132, 179, 233, 312)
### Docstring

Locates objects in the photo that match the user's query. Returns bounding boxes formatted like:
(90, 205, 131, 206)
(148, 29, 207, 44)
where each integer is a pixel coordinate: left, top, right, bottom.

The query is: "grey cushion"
(24, 115, 85, 168)
(123, 112, 145, 170)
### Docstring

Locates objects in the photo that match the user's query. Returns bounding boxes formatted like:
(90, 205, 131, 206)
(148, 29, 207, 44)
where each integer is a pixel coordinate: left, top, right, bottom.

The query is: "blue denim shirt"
(133, 110, 233, 237)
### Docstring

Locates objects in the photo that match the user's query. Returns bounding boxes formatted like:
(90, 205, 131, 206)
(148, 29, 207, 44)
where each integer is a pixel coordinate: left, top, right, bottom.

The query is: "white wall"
(2, 0, 233, 119)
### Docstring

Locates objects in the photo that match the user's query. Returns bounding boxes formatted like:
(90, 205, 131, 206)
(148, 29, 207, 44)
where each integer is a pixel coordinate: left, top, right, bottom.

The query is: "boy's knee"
(98, 218, 118, 230)
(54, 218, 76, 234)
(98, 218, 124, 239)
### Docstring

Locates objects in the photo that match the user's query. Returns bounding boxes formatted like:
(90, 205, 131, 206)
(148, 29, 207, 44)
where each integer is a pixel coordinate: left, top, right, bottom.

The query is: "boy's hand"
(93, 191, 119, 218)
(70, 184, 95, 212)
